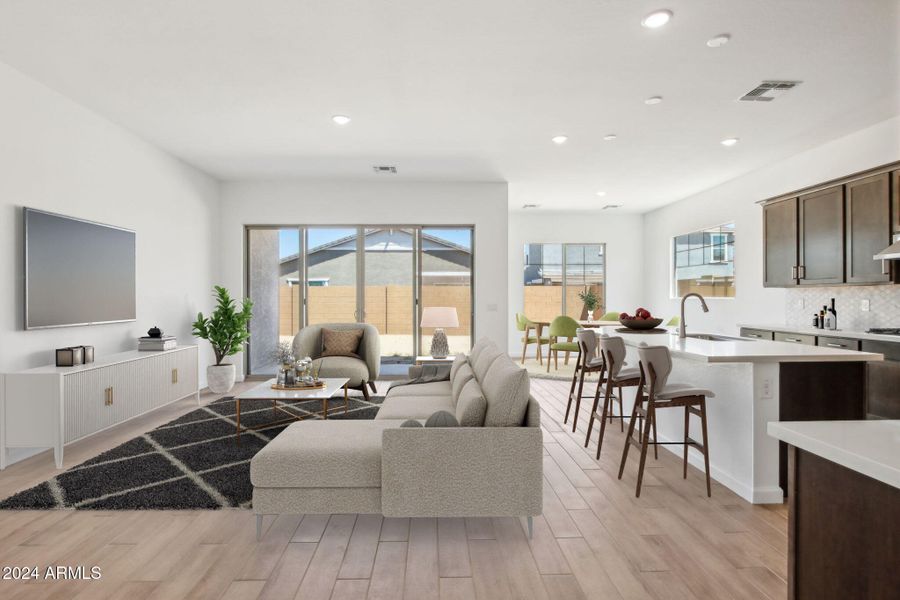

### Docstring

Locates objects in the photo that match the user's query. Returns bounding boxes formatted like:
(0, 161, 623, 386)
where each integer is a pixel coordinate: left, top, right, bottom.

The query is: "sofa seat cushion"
(250, 420, 406, 488)
(375, 395, 455, 421)
(311, 356, 369, 386)
(387, 381, 452, 397)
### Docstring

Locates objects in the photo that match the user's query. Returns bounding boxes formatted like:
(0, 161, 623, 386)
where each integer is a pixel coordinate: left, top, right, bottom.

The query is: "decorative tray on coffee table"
(271, 380, 326, 390)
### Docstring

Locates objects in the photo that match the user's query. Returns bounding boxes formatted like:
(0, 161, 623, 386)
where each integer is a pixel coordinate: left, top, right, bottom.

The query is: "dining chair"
(546, 315, 580, 373)
(515, 313, 549, 364)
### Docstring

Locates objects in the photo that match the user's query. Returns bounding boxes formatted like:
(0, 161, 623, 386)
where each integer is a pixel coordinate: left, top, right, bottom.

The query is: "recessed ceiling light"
(644, 96, 663, 105)
(522, 203, 541, 209)
(332, 115, 351, 125)
(551, 135, 568, 145)
(641, 9, 673, 29)
(602, 204, 622, 210)
(603, 134, 617, 141)
(707, 34, 731, 48)
(595, 191, 607, 197)
(720, 137, 740, 147)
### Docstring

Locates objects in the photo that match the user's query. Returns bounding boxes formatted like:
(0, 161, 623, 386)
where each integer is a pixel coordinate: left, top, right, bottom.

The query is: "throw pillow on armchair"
(321, 328, 364, 358)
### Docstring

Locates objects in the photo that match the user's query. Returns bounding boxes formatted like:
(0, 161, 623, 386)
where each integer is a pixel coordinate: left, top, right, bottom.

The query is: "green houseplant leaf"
(192, 286, 253, 366)
(577, 288, 600, 312)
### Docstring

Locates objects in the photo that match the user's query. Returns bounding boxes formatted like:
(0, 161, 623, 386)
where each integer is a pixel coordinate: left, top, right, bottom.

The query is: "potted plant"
(192, 286, 253, 394)
(578, 288, 600, 322)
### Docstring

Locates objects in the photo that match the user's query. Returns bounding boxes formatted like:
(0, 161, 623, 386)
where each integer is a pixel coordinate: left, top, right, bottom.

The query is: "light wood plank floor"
(0, 377, 788, 600)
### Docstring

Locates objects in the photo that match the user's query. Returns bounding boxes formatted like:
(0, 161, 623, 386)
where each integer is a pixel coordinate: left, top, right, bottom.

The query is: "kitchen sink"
(684, 333, 755, 342)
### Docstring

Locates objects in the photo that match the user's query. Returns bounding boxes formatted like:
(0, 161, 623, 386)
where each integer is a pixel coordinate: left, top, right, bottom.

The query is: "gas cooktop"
(866, 328, 900, 336)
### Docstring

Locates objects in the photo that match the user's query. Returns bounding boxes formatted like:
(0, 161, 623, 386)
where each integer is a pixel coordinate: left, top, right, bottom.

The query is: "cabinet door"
(99, 363, 129, 430)
(175, 347, 199, 400)
(799, 186, 845, 285)
(892, 169, 900, 233)
(846, 173, 891, 283)
(63, 370, 102, 443)
(764, 198, 799, 287)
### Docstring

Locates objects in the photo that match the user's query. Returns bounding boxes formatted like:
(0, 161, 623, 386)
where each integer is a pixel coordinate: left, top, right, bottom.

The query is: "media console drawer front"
(2, 346, 199, 469)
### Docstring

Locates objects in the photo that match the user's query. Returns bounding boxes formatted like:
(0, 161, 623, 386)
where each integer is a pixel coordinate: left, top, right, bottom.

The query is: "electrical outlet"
(761, 378, 773, 400)
(860, 299, 870, 312)
(486, 303, 498, 312)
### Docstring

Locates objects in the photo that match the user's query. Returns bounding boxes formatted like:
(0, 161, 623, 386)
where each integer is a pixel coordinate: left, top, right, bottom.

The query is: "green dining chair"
(516, 313, 549, 365)
(598, 311, 622, 322)
(546, 315, 580, 372)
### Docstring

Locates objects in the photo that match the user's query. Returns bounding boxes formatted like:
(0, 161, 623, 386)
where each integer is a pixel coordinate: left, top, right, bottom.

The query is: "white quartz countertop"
(739, 323, 900, 343)
(768, 420, 900, 490)
(592, 326, 883, 363)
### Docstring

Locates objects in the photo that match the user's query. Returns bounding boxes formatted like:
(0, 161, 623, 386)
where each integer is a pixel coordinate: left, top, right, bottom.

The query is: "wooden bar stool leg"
(700, 397, 712, 497)
(652, 407, 659, 459)
(595, 381, 613, 459)
(683, 405, 690, 478)
(618, 393, 642, 479)
(635, 401, 655, 498)
(584, 374, 603, 447)
(572, 367, 586, 432)
(617, 385, 625, 431)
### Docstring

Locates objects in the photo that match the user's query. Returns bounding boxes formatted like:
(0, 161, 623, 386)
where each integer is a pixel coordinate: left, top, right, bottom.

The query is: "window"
(672, 223, 735, 298)
(523, 243, 606, 323)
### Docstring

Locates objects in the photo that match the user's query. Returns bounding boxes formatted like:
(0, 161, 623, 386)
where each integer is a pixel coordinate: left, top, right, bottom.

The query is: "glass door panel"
(421, 228, 473, 354)
(523, 243, 563, 324)
(363, 228, 416, 363)
(247, 228, 300, 375)
(306, 228, 358, 325)
(564, 244, 605, 319)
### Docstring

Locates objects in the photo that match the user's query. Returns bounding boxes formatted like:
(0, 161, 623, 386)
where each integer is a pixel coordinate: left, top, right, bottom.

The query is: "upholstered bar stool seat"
(654, 383, 715, 400)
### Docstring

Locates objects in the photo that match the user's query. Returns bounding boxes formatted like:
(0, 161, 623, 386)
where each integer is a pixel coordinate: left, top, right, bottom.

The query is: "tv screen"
(25, 208, 136, 329)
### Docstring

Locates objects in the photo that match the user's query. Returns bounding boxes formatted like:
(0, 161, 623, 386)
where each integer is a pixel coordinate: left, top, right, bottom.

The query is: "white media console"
(0, 346, 199, 469)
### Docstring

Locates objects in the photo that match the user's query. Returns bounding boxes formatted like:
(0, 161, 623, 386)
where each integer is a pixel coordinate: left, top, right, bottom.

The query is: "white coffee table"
(234, 377, 350, 440)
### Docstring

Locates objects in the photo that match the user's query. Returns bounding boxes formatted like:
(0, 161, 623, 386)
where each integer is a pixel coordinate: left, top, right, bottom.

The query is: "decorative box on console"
(55, 346, 84, 367)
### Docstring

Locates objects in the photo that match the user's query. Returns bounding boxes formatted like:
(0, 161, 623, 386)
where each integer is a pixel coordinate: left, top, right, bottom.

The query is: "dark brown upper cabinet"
(764, 198, 799, 287)
(798, 185, 845, 285)
(893, 169, 900, 233)
(846, 173, 891, 284)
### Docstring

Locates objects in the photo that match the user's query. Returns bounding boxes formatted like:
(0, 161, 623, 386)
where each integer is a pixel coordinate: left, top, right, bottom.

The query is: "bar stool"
(564, 329, 607, 432)
(587, 335, 645, 458)
(618, 343, 715, 497)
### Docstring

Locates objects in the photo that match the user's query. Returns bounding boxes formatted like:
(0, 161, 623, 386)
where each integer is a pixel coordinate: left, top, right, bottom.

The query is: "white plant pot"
(207, 364, 236, 394)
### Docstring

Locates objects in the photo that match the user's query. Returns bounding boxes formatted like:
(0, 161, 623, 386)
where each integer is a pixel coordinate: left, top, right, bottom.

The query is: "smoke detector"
(372, 165, 397, 174)
(739, 81, 801, 102)
(602, 204, 622, 210)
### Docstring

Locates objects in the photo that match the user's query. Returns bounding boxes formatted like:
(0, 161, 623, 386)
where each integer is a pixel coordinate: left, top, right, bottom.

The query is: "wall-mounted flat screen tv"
(25, 208, 136, 329)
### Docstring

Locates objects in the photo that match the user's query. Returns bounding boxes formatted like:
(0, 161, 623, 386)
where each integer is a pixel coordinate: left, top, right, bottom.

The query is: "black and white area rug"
(0, 391, 385, 511)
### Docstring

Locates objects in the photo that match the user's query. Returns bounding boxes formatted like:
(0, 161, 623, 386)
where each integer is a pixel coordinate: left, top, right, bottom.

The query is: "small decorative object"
(192, 286, 253, 394)
(425, 410, 460, 427)
(55, 346, 84, 367)
(81, 345, 95, 363)
(618, 307, 664, 330)
(147, 326, 163, 339)
(401, 419, 423, 427)
(578, 288, 601, 322)
(420, 307, 459, 359)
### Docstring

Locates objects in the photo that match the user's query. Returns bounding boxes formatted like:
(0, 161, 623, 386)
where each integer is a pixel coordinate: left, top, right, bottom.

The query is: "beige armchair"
(292, 323, 381, 400)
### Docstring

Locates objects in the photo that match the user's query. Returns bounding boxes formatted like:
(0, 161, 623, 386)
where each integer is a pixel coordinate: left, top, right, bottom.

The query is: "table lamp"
(420, 307, 459, 358)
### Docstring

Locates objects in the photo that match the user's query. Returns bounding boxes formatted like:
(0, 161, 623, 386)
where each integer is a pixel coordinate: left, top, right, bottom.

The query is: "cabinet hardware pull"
(172, 368, 178, 384)
(791, 266, 797, 279)
(109, 387, 113, 404)
(798, 265, 806, 279)
(785, 337, 801, 343)
(826, 343, 845, 348)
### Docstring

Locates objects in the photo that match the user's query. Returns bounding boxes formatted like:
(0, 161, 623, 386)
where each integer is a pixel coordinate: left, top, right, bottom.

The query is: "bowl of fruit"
(618, 308, 663, 330)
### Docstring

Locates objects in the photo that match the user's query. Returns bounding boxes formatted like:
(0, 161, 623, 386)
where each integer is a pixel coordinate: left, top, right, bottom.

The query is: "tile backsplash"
(786, 285, 900, 331)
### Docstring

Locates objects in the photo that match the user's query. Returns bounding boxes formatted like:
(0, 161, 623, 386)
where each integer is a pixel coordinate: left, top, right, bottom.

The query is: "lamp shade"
(420, 306, 459, 328)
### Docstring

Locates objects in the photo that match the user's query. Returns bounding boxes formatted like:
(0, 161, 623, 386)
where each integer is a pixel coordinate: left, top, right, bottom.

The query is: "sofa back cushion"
(451, 362, 475, 407)
(449, 353, 467, 381)
(468, 337, 494, 366)
(456, 378, 487, 426)
(472, 343, 502, 382)
(481, 356, 531, 427)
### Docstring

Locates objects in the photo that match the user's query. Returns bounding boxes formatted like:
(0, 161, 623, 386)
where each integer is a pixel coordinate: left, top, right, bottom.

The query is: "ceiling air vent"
(372, 165, 397, 174)
(738, 80, 801, 102)
(602, 204, 622, 210)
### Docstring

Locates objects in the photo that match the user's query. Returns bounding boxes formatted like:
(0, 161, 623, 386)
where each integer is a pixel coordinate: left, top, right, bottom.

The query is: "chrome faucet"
(679, 293, 709, 338)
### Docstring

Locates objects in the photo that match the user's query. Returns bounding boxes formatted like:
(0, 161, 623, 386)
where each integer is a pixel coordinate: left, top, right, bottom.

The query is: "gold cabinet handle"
(172, 368, 178, 384)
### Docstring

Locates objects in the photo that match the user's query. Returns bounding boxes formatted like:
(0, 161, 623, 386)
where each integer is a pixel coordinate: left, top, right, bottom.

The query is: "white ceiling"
(0, 0, 897, 212)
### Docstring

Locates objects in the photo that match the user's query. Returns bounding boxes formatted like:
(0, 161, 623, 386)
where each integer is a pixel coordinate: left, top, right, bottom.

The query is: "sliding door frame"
(244, 224, 475, 375)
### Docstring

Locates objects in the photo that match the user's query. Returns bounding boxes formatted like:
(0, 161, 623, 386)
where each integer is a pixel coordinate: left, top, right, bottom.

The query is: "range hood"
(874, 234, 900, 260)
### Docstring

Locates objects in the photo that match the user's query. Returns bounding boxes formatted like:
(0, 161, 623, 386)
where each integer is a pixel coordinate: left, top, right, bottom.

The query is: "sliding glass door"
(246, 225, 474, 375)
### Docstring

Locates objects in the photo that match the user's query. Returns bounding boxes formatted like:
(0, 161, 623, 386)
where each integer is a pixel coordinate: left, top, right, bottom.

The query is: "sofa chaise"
(250, 337, 543, 538)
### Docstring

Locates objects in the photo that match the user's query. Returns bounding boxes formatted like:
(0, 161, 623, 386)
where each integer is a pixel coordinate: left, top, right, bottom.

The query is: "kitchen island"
(592, 327, 883, 503)
(768, 420, 900, 599)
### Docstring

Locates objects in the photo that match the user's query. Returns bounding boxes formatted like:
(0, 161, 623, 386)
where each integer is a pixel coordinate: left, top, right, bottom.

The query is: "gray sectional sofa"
(250, 337, 543, 538)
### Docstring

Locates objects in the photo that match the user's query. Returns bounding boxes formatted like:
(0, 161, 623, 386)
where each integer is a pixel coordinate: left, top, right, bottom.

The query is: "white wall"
(507, 211, 644, 351)
(0, 63, 220, 390)
(219, 180, 508, 375)
(641, 116, 900, 335)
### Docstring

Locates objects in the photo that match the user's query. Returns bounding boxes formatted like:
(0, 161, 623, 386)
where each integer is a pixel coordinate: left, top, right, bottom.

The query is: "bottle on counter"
(812, 313, 819, 328)
(827, 298, 838, 330)
(819, 306, 827, 329)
